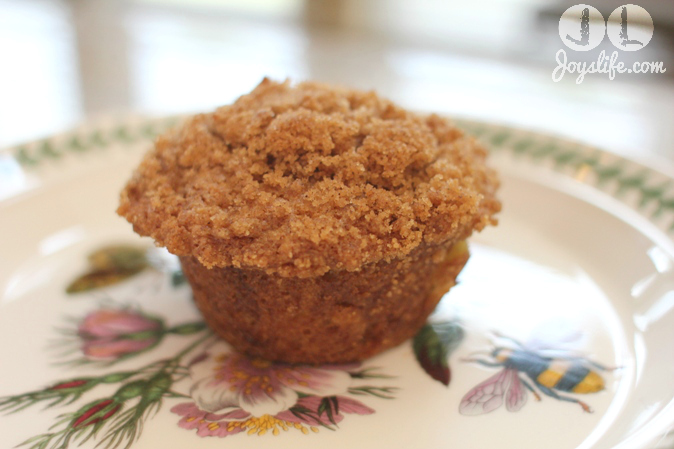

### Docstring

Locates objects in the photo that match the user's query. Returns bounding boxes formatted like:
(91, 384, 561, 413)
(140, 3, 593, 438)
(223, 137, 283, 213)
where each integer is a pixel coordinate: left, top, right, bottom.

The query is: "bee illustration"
(460, 333, 612, 415)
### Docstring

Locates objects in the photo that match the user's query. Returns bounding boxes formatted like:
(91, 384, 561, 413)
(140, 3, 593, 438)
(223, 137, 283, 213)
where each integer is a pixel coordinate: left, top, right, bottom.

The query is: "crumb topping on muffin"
(118, 79, 500, 277)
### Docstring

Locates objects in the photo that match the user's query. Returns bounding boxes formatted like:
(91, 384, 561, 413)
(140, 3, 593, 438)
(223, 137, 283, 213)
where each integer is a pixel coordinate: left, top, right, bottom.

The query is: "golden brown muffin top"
(118, 79, 500, 277)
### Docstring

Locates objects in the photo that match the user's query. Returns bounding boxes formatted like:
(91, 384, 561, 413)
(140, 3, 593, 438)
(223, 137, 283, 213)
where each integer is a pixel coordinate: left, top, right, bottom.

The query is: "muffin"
(118, 78, 500, 364)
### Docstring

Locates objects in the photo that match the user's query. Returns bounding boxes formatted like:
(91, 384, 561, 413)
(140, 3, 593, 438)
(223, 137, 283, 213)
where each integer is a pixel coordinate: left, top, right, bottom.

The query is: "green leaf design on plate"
(413, 321, 464, 386)
(453, 120, 674, 234)
(66, 270, 145, 294)
(88, 245, 149, 272)
(66, 246, 150, 294)
(317, 397, 339, 426)
(10, 117, 179, 168)
(171, 270, 186, 287)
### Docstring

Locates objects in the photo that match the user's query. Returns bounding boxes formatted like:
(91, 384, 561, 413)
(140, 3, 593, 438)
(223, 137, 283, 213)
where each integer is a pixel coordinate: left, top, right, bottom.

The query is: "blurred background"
(0, 0, 673, 166)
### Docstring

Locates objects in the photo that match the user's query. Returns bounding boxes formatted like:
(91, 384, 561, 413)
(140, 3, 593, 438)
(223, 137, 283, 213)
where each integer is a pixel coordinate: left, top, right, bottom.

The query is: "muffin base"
(180, 241, 469, 364)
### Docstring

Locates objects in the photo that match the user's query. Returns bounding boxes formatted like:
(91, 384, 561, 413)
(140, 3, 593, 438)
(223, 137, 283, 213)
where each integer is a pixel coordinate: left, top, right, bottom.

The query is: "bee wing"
(505, 372, 528, 412)
(533, 348, 588, 361)
(525, 320, 586, 352)
(459, 368, 515, 415)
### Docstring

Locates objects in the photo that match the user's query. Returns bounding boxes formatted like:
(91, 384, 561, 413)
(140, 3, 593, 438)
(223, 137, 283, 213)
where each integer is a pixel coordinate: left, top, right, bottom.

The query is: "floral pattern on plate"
(172, 353, 381, 437)
(0, 303, 397, 448)
(0, 247, 402, 448)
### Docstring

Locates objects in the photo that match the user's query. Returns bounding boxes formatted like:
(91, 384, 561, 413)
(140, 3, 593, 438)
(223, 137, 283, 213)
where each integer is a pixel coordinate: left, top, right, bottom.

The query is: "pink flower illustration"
(171, 351, 375, 437)
(78, 309, 163, 360)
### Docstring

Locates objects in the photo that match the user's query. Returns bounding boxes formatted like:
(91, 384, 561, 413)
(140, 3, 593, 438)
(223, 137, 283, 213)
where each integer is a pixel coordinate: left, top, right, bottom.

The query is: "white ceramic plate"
(1, 118, 674, 449)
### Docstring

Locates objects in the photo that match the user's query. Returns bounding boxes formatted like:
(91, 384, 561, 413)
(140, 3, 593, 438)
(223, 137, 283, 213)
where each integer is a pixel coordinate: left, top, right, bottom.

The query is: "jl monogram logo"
(559, 3, 654, 52)
(552, 4, 665, 83)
